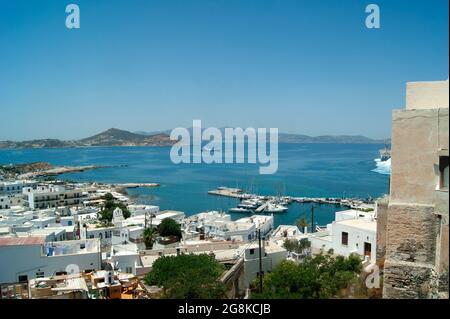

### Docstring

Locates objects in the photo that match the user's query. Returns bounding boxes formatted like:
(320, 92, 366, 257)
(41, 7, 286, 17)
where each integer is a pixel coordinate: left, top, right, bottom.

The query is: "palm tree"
(143, 227, 158, 250)
(296, 216, 308, 230)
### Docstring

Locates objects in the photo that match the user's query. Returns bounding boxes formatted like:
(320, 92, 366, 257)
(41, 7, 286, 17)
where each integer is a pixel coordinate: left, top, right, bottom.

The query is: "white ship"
(379, 146, 391, 162)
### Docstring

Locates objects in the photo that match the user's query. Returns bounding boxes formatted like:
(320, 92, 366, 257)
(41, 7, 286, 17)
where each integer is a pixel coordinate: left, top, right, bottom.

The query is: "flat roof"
(0, 236, 46, 246)
(337, 218, 377, 232)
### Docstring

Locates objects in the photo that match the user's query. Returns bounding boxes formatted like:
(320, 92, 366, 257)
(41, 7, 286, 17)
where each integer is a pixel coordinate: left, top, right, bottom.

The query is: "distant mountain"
(0, 128, 175, 149)
(0, 139, 78, 149)
(0, 128, 390, 150)
(79, 128, 173, 146)
(278, 133, 390, 144)
(135, 129, 390, 145)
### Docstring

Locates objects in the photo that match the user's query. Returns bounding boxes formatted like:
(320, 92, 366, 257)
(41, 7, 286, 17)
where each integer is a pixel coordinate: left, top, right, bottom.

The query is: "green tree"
(98, 198, 131, 223)
(103, 193, 114, 201)
(283, 238, 311, 255)
(296, 216, 309, 230)
(158, 218, 182, 238)
(143, 227, 158, 250)
(145, 254, 226, 299)
(251, 252, 362, 299)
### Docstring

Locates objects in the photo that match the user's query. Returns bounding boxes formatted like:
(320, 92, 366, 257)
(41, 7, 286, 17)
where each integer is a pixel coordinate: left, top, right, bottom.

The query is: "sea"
(0, 143, 390, 227)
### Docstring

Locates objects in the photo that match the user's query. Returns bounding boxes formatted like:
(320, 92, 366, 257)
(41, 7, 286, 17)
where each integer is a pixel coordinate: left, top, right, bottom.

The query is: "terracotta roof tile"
(0, 237, 46, 246)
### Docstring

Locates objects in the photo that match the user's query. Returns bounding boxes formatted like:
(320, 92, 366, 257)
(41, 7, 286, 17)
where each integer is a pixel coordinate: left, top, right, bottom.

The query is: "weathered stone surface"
(386, 204, 438, 264)
(380, 79, 449, 299)
(438, 222, 449, 273)
(383, 261, 436, 299)
(376, 197, 389, 263)
(390, 108, 448, 205)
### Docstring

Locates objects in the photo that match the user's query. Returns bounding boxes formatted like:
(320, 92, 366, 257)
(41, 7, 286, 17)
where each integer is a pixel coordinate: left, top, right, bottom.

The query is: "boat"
(229, 207, 252, 213)
(237, 203, 258, 209)
(379, 146, 391, 162)
(263, 203, 288, 213)
(237, 199, 260, 210)
(202, 146, 221, 152)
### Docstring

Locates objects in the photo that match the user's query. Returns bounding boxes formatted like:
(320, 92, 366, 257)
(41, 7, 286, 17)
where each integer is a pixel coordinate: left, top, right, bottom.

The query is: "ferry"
(379, 146, 391, 162)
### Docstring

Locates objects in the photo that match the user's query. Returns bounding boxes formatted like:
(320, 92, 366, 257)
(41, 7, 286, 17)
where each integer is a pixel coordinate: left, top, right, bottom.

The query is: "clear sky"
(0, 0, 448, 141)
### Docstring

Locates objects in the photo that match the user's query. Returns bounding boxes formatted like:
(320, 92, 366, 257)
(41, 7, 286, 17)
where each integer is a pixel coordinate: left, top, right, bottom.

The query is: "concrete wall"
(390, 108, 449, 204)
(406, 80, 449, 110)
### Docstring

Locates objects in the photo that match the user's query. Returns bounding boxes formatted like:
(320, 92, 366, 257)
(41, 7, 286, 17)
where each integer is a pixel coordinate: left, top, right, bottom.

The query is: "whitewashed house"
(309, 209, 377, 262)
(0, 237, 101, 284)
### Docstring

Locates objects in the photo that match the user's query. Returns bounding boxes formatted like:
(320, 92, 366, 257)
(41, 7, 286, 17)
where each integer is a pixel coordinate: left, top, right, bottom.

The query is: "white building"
(155, 210, 185, 223)
(309, 209, 377, 262)
(128, 204, 159, 217)
(25, 227, 67, 242)
(30, 217, 57, 229)
(235, 215, 274, 237)
(0, 181, 24, 195)
(0, 196, 11, 210)
(184, 212, 272, 242)
(79, 223, 118, 244)
(23, 185, 86, 210)
(241, 241, 288, 288)
(0, 237, 101, 284)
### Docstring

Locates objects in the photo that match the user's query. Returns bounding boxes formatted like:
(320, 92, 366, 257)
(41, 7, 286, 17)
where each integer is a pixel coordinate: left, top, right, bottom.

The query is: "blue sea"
(0, 144, 389, 227)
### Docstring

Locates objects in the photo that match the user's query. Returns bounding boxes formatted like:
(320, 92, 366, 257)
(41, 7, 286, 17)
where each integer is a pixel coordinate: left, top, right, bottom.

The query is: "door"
(364, 242, 371, 259)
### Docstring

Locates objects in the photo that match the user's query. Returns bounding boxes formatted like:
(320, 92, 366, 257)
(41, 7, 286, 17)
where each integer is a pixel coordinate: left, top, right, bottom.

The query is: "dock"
(207, 187, 243, 198)
(208, 187, 375, 211)
(255, 202, 268, 213)
(116, 183, 160, 188)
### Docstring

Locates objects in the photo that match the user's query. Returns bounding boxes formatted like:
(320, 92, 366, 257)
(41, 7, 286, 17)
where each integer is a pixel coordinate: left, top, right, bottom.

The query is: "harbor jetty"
(14, 164, 128, 180)
(116, 183, 160, 188)
(208, 187, 375, 212)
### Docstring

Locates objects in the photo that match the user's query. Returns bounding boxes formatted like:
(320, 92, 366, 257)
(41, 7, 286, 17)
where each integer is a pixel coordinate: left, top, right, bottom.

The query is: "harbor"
(208, 187, 376, 214)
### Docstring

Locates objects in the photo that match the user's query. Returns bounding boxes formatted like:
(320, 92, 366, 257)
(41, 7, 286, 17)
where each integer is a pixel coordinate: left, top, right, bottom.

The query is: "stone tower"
(378, 79, 449, 298)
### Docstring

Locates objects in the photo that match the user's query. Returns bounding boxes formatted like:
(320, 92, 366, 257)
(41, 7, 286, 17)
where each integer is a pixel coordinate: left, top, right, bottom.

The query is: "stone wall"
(376, 196, 389, 265)
(381, 79, 449, 299)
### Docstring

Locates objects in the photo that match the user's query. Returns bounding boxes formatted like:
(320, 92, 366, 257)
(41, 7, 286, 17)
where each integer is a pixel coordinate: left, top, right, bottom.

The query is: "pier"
(208, 187, 375, 211)
(116, 183, 160, 188)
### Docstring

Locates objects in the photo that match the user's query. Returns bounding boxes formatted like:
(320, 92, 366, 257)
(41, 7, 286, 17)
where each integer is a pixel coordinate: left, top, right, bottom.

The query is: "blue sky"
(0, 0, 448, 140)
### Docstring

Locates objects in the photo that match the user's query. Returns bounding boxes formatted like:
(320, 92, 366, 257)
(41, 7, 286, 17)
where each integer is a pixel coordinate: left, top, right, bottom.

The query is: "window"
(439, 156, 449, 190)
(18, 275, 28, 282)
(341, 232, 349, 246)
(126, 267, 132, 274)
(249, 249, 255, 255)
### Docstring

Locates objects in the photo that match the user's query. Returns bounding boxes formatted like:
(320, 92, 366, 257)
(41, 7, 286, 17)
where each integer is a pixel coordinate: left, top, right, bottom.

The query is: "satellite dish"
(65, 264, 80, 274)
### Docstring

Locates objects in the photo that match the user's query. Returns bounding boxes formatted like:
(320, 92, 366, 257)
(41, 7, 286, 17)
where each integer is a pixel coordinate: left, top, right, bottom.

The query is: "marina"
(208, 187, 376, 214)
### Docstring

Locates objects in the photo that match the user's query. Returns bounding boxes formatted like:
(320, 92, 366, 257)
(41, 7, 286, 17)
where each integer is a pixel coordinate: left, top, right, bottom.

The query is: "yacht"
(264, 203, 288, 213)
(229, 207, 252, 213)
(237, 199, 260, 210)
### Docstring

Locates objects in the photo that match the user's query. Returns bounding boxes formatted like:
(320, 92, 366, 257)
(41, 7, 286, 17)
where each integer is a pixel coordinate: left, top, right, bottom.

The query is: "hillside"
(0, 129, 175, 149)
(78, 128, 173, 146)
(135, 129, 391, 145)
(0, 128, 390, 150)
